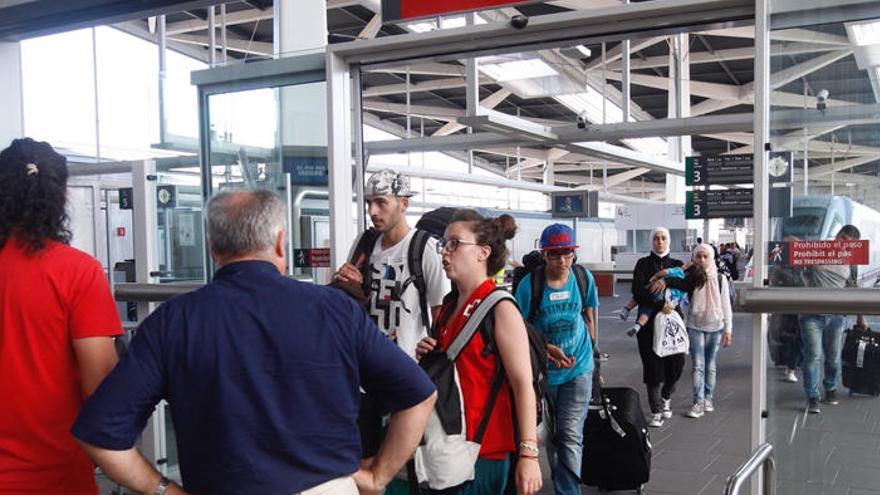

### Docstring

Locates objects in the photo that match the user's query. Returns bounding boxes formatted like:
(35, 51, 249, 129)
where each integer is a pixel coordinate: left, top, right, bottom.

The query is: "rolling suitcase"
(581, 387, 651, 493)
(842, 326, 880, 397)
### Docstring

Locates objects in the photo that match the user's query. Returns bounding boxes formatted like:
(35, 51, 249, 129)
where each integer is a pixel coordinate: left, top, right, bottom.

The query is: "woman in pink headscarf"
(683, 244, 733, 419)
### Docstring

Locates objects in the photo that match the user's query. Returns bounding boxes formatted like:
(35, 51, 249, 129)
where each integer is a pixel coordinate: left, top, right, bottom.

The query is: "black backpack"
(511, 250, 546, 295)
(351, 207, 455, 331)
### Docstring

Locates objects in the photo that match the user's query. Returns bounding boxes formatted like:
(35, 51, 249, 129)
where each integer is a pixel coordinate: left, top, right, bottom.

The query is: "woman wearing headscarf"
(629, 227, 686, 427)
(681, 244, 733, 418)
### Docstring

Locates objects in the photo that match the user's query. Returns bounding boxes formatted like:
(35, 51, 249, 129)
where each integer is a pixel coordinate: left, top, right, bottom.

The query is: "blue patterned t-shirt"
(515, 269, 598, 386)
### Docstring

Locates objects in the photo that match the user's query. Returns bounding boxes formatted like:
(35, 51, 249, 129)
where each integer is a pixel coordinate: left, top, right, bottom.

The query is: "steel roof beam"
(607, 42, 842, 70)
(165, 7, 272, 35)
(169, 33, 271, 56)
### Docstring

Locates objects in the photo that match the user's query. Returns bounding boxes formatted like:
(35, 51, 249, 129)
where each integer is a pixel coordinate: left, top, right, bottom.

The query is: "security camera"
(816, 89, 829, 111)
(577, 111, 589, 129)
(510, 15, 529, 29)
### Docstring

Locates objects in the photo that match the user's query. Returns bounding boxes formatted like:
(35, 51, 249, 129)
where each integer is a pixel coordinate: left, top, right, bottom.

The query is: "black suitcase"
(842, 326, 880, 397)
(581, 387, 651, 493)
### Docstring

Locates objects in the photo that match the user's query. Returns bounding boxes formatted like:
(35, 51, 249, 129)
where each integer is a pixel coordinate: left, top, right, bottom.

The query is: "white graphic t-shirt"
(358, 229, 450, 359)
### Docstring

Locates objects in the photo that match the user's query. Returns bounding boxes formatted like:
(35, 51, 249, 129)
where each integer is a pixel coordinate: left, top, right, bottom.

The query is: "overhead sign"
(551, 190, 598, 218)
(769, 240, 869, 266)
(382, 0, 537, 22)
(686, 187, 791, 219)
(294, 248, 331, 268)
(686, 152, 793, 186)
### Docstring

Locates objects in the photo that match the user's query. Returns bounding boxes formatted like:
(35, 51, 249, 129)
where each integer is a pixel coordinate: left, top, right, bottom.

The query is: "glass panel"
(766, 3, 880, 492)
(206, 81, 330, 279)
(155, 177, 205, 282)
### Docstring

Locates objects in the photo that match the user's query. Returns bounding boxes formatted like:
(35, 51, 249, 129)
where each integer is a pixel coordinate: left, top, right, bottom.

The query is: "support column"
(753, 0, 771, 492)
(543, 160, 555, 185)
(275, 0, 330, 273)
(666, 33, 689, 204)
(0, 41, 23, 146)
(327, 51, 354, 270)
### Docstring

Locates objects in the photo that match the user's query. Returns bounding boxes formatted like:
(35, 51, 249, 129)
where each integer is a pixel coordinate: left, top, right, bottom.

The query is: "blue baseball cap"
(540, 224, 579, 251)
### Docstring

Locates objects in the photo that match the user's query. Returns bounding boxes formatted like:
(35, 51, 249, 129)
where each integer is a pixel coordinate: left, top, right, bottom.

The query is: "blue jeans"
(798, 314, 845, 400)
(545, 371, 592, 495)
(688, 328, 723, 403)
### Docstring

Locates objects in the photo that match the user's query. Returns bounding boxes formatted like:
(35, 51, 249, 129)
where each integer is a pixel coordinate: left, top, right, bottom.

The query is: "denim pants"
(545, 370, 592, 495)
(688, 328, 723, 403)
(798, 314, 846, 400)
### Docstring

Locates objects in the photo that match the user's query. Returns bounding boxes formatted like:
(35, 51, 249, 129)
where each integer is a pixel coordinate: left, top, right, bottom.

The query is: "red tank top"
(437, 279, 516, 459)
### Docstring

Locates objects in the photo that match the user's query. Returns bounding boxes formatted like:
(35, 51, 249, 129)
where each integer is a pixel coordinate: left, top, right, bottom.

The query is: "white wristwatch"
(153, 476, 170, 495)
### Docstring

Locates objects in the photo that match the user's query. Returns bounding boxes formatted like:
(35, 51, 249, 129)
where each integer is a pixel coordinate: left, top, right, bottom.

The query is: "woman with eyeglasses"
(629, 227, 687, 428)
(416, 209, 542, 495)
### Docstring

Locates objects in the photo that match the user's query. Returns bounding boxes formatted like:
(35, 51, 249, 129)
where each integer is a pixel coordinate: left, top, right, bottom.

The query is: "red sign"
(787, 240, 869, 266)
(293, 248, 331, 268)
(383, 0, 536, 22)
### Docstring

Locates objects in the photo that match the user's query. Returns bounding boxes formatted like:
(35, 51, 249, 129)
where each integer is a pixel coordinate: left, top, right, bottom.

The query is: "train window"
(779, 207, 826, 238)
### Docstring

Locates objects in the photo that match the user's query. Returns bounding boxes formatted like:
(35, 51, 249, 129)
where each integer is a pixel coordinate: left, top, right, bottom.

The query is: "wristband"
(519, 441, 539, 455)
(153, 476, 170, 495)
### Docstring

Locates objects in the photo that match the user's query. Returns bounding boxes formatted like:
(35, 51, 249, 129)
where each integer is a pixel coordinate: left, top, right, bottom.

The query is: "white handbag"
(653, 310, 689, 357)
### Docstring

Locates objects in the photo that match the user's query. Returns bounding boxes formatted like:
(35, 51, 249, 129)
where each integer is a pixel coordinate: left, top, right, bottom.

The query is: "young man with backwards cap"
(334, 169, 449, 358)
(334, 170, 450, 476)
(514, 223, 598, 495)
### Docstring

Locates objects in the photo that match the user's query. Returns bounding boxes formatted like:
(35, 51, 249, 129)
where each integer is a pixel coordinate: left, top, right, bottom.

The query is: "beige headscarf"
(689, 243, 723, 328)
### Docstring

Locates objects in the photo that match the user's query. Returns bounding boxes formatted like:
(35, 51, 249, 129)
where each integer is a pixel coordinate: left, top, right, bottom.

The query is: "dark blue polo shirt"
(72, 260, 435, 494)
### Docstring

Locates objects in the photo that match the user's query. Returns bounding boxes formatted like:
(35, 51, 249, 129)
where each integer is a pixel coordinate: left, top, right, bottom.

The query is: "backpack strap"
(527, 267, 546, 323)
(572, 264, 591, 321)
(457, 289, 514, 445)
(351, 228, 381, 297)
(445, 290, 514, 362)
(407, 229, 432, 332)
(472, 364, 506, 444)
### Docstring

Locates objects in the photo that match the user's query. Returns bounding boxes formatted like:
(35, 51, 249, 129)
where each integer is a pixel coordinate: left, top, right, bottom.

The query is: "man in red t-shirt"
(0, 138, 121, 494)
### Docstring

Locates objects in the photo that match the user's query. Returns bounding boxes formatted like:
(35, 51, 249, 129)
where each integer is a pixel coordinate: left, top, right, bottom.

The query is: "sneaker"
(823, 389, 839, 405)
(686, 401, 705, 418)
(704, 398, 714, 412)
(807, 398, 821, 414)
(626, 325, 640, 337)
(661, 398, 672, 418)
(648, 413, 664, 427)
(619, 307, 631, 321)
(783, 369, 798, 383)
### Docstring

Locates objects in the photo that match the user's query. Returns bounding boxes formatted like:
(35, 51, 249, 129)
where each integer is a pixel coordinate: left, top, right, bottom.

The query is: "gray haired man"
(73, 189, 436, 495)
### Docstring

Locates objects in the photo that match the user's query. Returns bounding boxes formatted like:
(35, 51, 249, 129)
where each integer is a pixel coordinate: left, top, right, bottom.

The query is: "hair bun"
(493, 214, 517, 240)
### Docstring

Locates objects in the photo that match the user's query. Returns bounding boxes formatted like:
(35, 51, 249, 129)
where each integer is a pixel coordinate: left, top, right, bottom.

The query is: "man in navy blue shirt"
(72, 190, 436, 495)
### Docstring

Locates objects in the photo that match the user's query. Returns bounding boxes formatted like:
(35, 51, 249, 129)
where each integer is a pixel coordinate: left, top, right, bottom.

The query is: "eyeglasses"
(436, 237, 479, 253)
(545, 249, 575, 259)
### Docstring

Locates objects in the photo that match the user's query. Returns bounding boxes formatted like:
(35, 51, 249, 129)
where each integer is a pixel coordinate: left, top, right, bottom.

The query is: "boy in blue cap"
(515, 223, 598, 495)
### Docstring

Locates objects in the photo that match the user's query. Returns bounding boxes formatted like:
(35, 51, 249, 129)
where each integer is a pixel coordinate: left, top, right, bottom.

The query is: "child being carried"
(620, 261, 706, 336)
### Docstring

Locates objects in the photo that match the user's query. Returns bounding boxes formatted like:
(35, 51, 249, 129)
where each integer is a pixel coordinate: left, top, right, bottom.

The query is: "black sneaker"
(807, 398, 821, 414)
(823, 389, 839, 405)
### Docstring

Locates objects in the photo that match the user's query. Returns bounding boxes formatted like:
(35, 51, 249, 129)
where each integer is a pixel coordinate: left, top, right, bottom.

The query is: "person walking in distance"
(629, 227, 687, 427)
